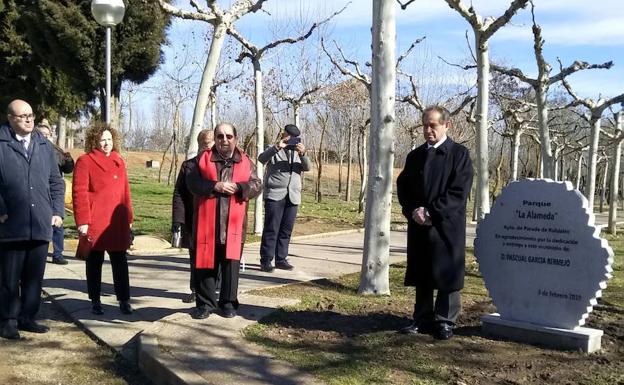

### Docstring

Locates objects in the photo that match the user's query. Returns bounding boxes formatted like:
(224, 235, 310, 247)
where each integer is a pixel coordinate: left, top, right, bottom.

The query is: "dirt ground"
(0, 295, 149, 385)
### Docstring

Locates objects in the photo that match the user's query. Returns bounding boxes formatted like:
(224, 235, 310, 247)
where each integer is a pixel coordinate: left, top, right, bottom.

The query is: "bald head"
(7, 99, 35, 136)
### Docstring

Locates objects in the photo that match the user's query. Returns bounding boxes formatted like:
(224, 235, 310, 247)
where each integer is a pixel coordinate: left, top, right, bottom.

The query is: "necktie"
(20, 139, 28, 158)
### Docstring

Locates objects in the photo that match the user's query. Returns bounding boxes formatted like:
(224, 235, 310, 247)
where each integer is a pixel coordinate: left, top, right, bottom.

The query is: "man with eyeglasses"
(0, 100, 65, 339)
(185, 123, 262, 320)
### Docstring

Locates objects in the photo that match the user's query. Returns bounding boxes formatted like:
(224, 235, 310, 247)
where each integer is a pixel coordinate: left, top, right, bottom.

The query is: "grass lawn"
(243, 235, 624, 385)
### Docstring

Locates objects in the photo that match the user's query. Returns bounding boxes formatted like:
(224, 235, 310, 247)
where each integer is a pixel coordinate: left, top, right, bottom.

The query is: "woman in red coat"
(72, 124, 133, 315)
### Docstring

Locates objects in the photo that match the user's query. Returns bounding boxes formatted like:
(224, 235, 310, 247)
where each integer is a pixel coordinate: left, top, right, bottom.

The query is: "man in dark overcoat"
(396, 105, 473, 340)
(0, 100, 65, 340)
(172, 129, 213, 303)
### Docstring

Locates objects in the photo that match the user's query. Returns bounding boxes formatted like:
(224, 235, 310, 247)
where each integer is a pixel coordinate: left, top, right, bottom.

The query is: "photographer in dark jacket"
(37, 120, 74, 265)
(172, 129, 213, 303)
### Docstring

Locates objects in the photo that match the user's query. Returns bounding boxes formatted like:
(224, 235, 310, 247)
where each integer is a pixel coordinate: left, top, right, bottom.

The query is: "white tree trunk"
(474, 34, 491, 219)
(576, 153, 583, 190)
(536, 86, 554, 178)
(187, 23, 227, 159)
(511, 128, 521, 181)
(587, 117, 601, 212)
(358, 129, 368, 213)
(609, 111, 624, 233)
(346, 123, 353, 201)
(600, 160, 609, 213)
(253, 58, 265, 235)
(57, 116, 67, 149)
(209, 92, 217, 129)
(359, 0, 395, 295)
(293, 104, 300, 128)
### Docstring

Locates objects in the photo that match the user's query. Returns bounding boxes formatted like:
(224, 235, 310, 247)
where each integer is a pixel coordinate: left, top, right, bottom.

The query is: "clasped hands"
(214, 181, 239, 195)
(411, 207, 432, 226)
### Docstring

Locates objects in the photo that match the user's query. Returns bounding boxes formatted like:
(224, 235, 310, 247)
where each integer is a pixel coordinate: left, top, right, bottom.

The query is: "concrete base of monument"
(481, 314, 603, 353)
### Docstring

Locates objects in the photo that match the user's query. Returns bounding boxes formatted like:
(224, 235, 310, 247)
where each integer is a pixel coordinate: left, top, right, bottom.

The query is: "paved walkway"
(43, 230, 409, 385)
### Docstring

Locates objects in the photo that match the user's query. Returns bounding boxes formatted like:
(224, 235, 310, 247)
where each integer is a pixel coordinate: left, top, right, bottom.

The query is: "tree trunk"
(346, 123, 353, 201)
(357, 128, 368, 213)
(253, 58, 265, 234)
(209, 92, 217, 129)
(587, 116, 602, 212)
(338, 153, 343, 194)
(186, 22, 227, 159)
(57, 116, 67, 149)
(576, 153, 583, 190)
(600, 160, 609, 213)
(610, 111, 624, 233)
(315, 125, 326, 203)
(474, 33, 491, 220)
(511, 127, 521, 181)
(293, 103, 300, 128)
(536, 85, 554, 178)
(359, 0, 395, 295)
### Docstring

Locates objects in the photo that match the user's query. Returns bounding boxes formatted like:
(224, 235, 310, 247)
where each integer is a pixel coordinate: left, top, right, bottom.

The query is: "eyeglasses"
(10, 113, 35, 121)
(216, 134, 234, 140)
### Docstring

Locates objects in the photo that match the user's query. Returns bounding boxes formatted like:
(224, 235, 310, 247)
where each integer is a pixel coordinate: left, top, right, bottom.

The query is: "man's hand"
(214, 182, 238, 195)
(295, 142, 306, 155)
(0, 214, 7, 223)
(411, 207, 428, 225)
(52, 215, 63, 227)
(276, 138, 288, 150)
(78, 224, 89, 235)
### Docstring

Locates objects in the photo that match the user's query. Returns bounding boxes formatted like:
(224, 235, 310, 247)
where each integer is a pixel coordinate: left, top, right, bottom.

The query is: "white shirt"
(427, 135, 447, 150)
(15, 132, 32, 152)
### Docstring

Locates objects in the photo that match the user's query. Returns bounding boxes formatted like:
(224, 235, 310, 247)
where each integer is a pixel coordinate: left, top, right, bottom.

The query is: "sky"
(131, 0, 624, 128)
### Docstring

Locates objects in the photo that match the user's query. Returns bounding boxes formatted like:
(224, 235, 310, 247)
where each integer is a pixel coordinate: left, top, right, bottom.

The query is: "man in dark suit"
(172, 129, 213, 303)
(396, 105, 473, 340)
(0, 99, 65, 340)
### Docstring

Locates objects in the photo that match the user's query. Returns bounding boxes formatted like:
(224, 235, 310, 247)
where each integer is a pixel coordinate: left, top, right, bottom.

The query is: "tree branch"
(157, 0, 217, 22)
(396, 36, 426, 69)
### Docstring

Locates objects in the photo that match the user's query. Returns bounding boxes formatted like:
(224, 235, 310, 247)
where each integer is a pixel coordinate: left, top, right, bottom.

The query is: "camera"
(285, 136, 301, 150)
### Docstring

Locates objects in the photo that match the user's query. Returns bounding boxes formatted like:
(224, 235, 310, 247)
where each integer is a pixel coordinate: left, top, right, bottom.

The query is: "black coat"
(172, 157, 195, 249)
(396, 138, 473, 292)
(0, 123, 65, 242)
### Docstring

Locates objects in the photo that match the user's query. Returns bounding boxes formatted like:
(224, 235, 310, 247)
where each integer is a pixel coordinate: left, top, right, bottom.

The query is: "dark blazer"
(396, 137, 473, 292)
(172, 157, 195, 249)
(0, 123, 65, 242)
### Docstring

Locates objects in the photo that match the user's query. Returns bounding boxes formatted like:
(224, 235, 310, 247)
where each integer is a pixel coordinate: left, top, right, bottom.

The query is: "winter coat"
(72, 149, 133, 251)
(396, 138, 473, 292)
(0, 123, 65, 242)
(258, 145, 311, 204)
(172, 157, 195, 249)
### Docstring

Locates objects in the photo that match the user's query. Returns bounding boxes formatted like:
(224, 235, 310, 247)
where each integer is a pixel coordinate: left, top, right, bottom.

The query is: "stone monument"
(474, 179, 613, 352)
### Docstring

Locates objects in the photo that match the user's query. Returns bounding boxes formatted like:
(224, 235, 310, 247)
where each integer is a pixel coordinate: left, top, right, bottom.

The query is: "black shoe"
(119, 301, 133, 315)
(434, 323, 453, 340)
(0, 323, 20, 340)
(51, 256, 68, 265)
(398, 322, 434, 335)
(221, 308, 237, 318)
(260, 262, 274, 272)
(18, 320, 49, 333)
(275, 260, 294, 270)
(191, 307, 211, 319)
(182, 292, 196, 303)
(92, 301, 104, 315)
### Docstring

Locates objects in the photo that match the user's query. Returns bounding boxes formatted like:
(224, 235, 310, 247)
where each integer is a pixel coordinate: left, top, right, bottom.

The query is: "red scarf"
(195, 149, 251, 269)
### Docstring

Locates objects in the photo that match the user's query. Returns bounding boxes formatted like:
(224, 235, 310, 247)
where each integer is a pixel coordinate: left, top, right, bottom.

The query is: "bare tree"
(608, 108, 624, 233)
(560, 65, 624, 212)
(158, 0, 269, 159)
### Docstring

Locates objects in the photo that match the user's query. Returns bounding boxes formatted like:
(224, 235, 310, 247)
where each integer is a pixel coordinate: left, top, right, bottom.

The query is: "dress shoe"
(260, 262, 274, 272)
(18, 320, 49, 333)
(119, 301, 133, 315)
(275, 260, 294, 270)
(92, 301, 104, 315)
(221, 307, 237, 318)
(191, 307, 211, 319)
(0, 323, 20, 340)
(398, 322, 434, 335)
(51, 255, 68, 265)
(434, 323, 454, 340)
(182, 291, 196, 303)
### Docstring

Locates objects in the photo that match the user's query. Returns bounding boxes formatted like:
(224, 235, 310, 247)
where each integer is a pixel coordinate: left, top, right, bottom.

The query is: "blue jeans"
(52, 225, 64, 258)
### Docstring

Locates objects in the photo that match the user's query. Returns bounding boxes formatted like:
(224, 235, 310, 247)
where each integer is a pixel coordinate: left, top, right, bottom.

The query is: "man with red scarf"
(186, 123, 262, 319)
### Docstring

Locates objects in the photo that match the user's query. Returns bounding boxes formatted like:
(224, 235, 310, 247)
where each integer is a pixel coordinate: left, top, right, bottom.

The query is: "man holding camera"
(258, 124, 311, 272)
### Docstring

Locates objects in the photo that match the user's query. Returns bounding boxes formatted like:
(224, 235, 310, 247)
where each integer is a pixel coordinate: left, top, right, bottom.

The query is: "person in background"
(36, 119, 74, 265)
(396, 106, 473, 340)
(0, 99, 65, 339)
(185, 123, 262, 319)
(172, 129, 214, 303)
(257, 124, 311, 272)
(72, 123, 134, 316)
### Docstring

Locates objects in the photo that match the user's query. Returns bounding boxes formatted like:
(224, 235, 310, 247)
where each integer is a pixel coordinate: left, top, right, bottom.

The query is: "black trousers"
(195, 244, 239, 311)
(0, 241, 48, 324)
(413, 287, 461, 326)
(86, 250, 130, 302)
(189, 247, 196, 291)
(260, 197, 298, 263)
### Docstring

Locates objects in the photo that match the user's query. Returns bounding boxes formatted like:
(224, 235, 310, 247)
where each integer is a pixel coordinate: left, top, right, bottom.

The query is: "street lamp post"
(91, 0, 126, 125)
